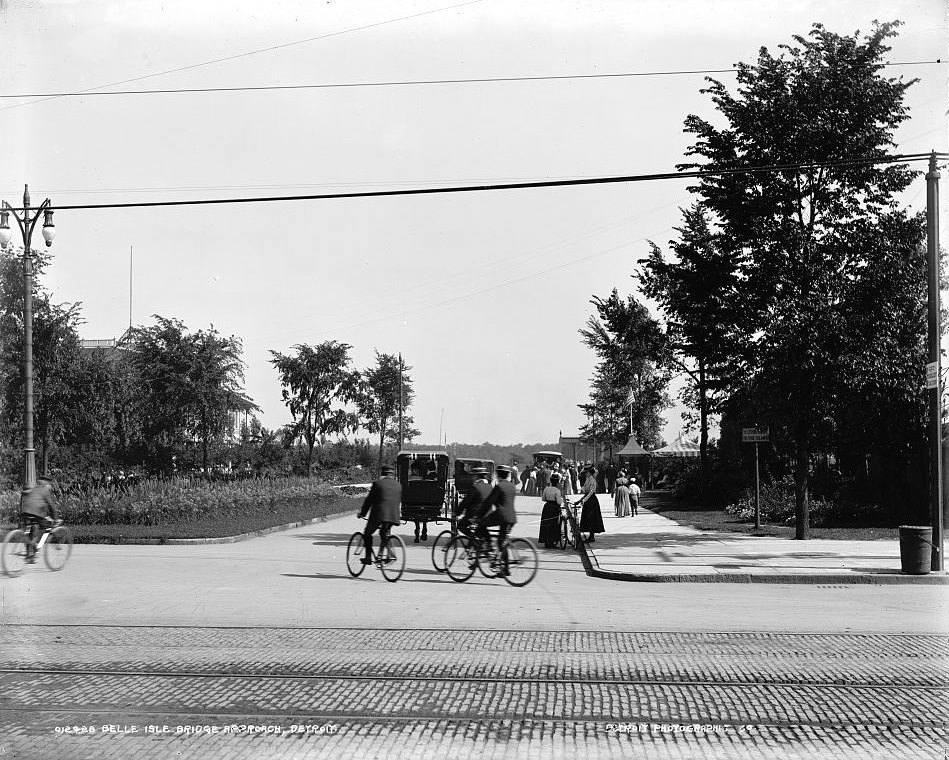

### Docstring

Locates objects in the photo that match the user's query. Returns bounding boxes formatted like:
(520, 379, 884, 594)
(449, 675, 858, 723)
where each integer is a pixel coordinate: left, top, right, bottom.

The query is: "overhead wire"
(290, 196, 690, 335)
(0, 0, 486, 113)
(7, 153, 940, 213)
(1, 60, 943, 101)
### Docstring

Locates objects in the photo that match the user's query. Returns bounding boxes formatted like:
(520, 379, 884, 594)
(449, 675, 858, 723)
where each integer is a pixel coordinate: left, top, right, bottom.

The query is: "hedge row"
(0, 476, 366, 528)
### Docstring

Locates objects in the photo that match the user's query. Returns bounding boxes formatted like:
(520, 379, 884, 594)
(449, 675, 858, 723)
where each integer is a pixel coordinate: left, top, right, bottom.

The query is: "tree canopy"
(677, 21, 926, 535)
(270, 341, 360, 476)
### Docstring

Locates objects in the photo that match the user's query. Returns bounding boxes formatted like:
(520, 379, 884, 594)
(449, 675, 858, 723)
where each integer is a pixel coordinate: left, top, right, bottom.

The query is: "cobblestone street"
(2, 626, 946, 759)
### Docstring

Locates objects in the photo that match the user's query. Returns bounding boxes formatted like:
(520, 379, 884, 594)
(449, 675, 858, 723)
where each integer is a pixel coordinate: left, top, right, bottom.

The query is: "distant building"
(558, 434, 597, 464)
(79, 327, 133, 361)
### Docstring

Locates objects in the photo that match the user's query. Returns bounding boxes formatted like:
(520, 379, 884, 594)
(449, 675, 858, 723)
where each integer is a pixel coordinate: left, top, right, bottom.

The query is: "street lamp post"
(0, 185, 56, 491)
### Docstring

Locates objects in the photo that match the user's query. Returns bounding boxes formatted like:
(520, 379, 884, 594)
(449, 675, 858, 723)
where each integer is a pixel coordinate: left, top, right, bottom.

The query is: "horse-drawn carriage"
(532, 450, 564, 467)
(396, 451, 456, 530)
(453, 457, 495, 496)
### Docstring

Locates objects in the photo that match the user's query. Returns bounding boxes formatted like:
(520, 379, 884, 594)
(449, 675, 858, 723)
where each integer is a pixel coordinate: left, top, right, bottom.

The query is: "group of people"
(358, 463, 519, 575)
(534, 460, 642, 548)
(520, 461, 577, 497)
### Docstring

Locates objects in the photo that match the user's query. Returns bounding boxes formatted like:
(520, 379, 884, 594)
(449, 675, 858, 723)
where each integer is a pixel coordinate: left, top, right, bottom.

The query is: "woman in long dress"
(614, 471, 631, 517)
(578, 464, 605, 542)
(526, 467, 538, 497)
(538, 473, 564, 549)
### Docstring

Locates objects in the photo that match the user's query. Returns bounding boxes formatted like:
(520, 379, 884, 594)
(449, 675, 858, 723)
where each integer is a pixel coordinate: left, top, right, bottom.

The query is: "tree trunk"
(377, 415, 388, 473)
(41, 432, 49, 477)
(304, 426, 315, 477)
(698, 356, 710, 499)
(794, 433, 810, 540)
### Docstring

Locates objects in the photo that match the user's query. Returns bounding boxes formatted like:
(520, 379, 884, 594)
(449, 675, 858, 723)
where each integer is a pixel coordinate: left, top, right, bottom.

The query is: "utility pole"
(398, 353, 404, 451)
(926, 151, 943, 571)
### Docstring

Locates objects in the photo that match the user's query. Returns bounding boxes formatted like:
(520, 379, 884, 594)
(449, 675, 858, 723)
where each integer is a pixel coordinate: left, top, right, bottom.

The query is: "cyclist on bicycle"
(20, 475, 60, 564)
(455, 466, 492, 542)
(357, 464, 402, 565)
(472, 464, 517, 575)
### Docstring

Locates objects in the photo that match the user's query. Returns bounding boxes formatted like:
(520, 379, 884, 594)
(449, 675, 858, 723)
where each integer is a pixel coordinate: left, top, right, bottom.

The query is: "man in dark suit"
(20, 475, 60, 563)
(358, 464, 402, 565)
(455, 466, 492, 540)
(473, 465, 518, 575)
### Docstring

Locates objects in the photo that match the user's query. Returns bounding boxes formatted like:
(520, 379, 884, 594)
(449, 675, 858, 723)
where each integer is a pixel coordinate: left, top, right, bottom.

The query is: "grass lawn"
(645, 491, 900, 541)
(3, 495, 362, 544)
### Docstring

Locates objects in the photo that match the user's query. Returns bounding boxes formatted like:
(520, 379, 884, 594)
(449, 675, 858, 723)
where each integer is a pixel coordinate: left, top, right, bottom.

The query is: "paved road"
(2, 496, 947, 759)
(2, 496, 945, 632)
(2, 626, 946, 759)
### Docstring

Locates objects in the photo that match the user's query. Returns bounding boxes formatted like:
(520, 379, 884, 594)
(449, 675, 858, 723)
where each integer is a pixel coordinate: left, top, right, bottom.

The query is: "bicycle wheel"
(444, 536, 475, 583)
(43, 526, 73, 571)
(1, 529, 29, 577)
(502, 537, 539, 587)
(557, 516, 568, 550)
(346, 532, 367, 577)
(476, 541, 500, 578)
(379, 534, 406, 582)
(431, 530, 454, 573)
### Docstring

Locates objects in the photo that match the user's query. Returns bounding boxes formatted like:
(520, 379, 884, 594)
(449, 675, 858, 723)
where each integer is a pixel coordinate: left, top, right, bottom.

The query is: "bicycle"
(431, 526, 456, 572)
(345, 521, 406, 582)
(558, 500, 579, 550)
(444, 527, 538, 587)
(2, 519, 73, 577)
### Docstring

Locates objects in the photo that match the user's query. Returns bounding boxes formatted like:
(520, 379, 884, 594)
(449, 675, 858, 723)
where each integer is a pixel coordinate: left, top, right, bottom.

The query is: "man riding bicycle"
(358, 464, 401, 565)
(455, 466, 492, 542)
(472, 465, 517, 575)
(19, 476, 60, 564)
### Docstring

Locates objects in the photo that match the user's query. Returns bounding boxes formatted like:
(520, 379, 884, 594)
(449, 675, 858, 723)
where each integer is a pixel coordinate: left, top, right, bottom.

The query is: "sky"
(1, 0, 947, 446)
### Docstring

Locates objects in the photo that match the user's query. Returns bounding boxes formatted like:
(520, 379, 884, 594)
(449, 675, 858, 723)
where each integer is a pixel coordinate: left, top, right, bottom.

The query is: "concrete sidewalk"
(574, 492, 949, 584)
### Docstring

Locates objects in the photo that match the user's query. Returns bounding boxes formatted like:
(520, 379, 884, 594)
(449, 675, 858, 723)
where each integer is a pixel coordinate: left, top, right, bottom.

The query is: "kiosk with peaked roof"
(615, 435, 651, 483)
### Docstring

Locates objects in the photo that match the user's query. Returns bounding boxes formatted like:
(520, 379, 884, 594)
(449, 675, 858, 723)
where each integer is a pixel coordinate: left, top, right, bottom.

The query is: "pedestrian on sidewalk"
(629, 477, 641, 516)
(538, 473, 564, 549)
(578, 464, 605, 542)
(614, 470, 631, 517)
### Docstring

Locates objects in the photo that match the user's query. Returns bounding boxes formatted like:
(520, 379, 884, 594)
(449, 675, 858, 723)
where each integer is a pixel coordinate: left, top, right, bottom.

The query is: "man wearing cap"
(455, 466, 492, 541)
(472, 465, 518, 575)
(358, 465, 402, 565)
(20, 476, 60, 563)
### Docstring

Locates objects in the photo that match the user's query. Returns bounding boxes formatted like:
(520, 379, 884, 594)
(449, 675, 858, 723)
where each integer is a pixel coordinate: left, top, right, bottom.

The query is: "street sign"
(926, 361, 939, 389)
(742, 427, 769, 443)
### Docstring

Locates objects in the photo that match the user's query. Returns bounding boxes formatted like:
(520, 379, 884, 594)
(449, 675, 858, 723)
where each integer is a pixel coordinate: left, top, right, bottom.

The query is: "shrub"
(724, 474, 850, 526)
(0, 475, 360, 528)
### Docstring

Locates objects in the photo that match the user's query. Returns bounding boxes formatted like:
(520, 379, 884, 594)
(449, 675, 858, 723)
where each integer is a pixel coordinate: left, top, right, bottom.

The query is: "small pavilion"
(615, 435, 651, 484)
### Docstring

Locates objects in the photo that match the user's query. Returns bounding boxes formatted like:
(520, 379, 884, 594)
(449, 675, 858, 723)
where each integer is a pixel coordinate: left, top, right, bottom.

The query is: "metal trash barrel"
(898, 525, 933, 575)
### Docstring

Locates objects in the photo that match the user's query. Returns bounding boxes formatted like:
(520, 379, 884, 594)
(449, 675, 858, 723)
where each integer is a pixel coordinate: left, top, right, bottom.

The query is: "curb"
(89, 509, 354, 546)
(571, 505, 949, 585)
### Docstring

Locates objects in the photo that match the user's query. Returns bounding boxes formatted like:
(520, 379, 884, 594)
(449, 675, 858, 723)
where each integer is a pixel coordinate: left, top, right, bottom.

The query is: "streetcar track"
(3, 622, 947, 639)
(2, 705, 944, 730)
(3, 666, 947, 690)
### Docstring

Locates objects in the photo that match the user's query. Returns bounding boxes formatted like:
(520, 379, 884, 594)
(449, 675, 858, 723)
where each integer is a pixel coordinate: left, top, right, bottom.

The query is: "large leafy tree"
(356, 352, 419, 471)
(0, 245, 116, 478)
(270, 341, 360, 476)
(128, 317, 247, 473)
(680, 21, 923, 537)
(578, 289, 669, 454)
(639, 204, 743, 494)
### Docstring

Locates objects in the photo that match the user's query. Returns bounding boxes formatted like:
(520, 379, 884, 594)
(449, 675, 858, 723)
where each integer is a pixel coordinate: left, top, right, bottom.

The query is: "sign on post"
(926, 361, 939, 389)
(742, 427, 769, 443)
(742, 427, 768, 530)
